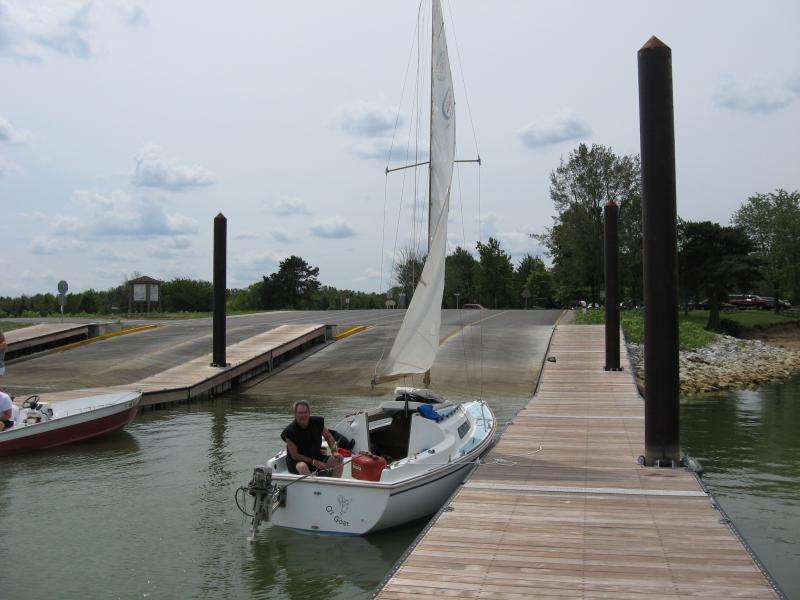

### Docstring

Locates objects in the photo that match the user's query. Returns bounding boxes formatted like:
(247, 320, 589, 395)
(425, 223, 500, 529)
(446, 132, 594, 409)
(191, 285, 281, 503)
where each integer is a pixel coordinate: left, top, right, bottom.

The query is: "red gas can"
(351, 453, 387, 481)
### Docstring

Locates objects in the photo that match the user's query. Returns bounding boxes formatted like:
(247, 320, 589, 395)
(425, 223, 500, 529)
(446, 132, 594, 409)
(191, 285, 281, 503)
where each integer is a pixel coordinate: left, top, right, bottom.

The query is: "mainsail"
(376, 0, 456, 382)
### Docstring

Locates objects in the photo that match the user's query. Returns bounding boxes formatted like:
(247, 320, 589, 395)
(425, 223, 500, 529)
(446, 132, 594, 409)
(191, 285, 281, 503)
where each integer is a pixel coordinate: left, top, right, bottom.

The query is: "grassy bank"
(574, 307, 800, 350)
(573, 309, 715, 350)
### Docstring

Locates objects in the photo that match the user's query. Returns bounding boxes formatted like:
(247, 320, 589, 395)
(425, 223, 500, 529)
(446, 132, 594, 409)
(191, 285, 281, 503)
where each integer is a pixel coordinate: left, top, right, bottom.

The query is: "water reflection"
(243, 522, 424, 600)
(682, 375, 800, 598)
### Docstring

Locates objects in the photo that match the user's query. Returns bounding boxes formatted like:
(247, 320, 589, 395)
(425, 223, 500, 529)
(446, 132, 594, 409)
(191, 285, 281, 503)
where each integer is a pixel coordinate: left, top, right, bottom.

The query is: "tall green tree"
(535, 143, 641, 303)
(523, 257, 553, 307)
(444, 246, 479, 308)
(162, 278, 213, 311)
(393, 247, 425, 306)
(678, 221, 761, 331)
(476, 237, 514, 308)
(261, 255, 321, 309)
(731, 189, 800, 303)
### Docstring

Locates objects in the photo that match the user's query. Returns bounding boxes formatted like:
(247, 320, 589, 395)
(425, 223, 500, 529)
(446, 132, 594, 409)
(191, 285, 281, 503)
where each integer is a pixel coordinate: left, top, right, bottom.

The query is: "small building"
(127, 275, 162, 313)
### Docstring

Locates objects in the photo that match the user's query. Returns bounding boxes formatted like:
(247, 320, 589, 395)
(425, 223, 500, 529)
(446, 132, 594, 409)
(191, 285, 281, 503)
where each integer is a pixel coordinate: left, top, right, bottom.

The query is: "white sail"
(377, 0, 455, 381)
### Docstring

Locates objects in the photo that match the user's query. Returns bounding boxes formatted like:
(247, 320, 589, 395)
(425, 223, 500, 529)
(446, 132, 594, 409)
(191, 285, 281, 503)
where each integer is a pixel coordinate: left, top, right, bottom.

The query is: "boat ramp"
(28, 323, 329, 408)
(374, 324, 780, 599)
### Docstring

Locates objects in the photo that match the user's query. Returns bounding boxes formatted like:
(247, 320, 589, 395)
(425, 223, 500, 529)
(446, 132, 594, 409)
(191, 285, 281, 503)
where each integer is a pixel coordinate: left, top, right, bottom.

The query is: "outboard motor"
(246, 466, 284, 539)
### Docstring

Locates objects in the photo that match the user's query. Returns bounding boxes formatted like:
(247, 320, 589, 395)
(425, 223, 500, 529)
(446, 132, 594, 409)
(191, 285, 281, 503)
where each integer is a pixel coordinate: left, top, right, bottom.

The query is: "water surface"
(681, 376, 800, 599)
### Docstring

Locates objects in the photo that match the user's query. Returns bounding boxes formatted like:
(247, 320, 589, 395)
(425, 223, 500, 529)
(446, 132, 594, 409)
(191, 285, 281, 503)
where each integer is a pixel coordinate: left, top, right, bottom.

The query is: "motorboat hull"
(263, 399, 495, 535)
(0, 391, 142, 455)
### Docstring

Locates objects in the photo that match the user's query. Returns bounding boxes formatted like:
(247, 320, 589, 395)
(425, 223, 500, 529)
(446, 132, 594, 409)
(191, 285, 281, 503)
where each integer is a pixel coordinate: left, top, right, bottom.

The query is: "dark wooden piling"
(638, 36, 680, 466)
(211, 213, 228, 367)
(604, 200, 621, 371)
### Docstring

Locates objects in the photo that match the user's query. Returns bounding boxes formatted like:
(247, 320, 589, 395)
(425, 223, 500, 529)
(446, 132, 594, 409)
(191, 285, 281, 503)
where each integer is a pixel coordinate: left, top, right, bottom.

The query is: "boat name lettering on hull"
(325, 495, 353, 527)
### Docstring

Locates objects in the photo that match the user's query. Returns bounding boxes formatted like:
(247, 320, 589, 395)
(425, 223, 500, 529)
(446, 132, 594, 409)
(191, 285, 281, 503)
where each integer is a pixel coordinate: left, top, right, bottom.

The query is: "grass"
(573, 309, 715, 350)
(683, 308, 800, 328)
(0, 322, 35, 332)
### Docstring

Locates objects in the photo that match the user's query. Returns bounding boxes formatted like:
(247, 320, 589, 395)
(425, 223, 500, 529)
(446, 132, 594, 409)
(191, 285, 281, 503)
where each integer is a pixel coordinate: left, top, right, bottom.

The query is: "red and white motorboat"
(0, 391, 142, 455)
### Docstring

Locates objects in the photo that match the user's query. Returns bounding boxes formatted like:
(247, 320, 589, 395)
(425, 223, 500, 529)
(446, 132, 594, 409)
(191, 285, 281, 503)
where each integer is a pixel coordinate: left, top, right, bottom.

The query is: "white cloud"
(0, 116, 31, 144)
(0, 1, 95, 61)
(0, 156, 21, 177)
(234, 231, 259, 240)
(132, 145, 215, 190)
(713, 76, 795, 114)
(29, 234, 88, 255)
(519, 110, 592, 149)
(118, 1, 148, 27)
(339, 101, 401, 137)
(231, 249, 283, 284)
(271, 228, 296, 243)
(148, 236, 194, 259)
(310, 216, 357, 239)
(272, 196, 311, 216)
(72, 189, 199, 237)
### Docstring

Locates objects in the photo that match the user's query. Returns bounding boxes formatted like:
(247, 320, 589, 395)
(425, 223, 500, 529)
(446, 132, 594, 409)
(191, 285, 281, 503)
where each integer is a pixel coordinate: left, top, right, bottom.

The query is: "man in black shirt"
(281, 400, 343, 476)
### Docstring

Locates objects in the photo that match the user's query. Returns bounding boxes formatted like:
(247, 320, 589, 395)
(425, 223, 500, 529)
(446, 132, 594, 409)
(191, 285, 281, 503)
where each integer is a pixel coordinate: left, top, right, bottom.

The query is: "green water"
(681, 376, 800, 599)
(0, 392, 527, 599)
(1, 382, 796, 599)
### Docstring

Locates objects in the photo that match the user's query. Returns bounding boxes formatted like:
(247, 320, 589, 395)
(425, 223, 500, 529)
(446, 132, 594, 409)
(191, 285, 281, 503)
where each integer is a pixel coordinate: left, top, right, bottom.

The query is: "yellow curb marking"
(334, 325, 370, 340)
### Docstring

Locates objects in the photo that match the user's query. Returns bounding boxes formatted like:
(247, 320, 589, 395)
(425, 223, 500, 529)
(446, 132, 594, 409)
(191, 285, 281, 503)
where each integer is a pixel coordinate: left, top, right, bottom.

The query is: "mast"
(424, 0, 435, 387)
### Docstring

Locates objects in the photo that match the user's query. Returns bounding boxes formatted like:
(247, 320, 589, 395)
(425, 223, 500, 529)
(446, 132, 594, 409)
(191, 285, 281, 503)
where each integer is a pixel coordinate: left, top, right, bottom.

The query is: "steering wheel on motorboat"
(22, 395, 41, 409)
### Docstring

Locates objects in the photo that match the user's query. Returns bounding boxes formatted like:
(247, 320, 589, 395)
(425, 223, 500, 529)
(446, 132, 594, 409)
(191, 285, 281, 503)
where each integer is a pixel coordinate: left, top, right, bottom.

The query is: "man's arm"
(286, 439, 324, 470)
(322, 427, 337, 452)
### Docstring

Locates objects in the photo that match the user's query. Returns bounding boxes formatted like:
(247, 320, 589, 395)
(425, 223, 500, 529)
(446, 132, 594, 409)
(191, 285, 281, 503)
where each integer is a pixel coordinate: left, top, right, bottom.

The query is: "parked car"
(758, 297, 792, 310)
(726, 294, 766, 309)
(461, 303, 486, 310)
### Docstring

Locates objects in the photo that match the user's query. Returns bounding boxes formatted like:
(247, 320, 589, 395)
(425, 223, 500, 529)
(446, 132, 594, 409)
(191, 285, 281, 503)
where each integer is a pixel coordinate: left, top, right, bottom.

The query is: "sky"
(1, 0, 799, 297)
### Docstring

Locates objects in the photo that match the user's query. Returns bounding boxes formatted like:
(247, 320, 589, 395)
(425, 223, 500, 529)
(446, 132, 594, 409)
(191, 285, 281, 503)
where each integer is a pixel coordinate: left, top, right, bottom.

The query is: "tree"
(261, 255, 321, 309)
(162, 278, 213, 311)
(444, 246, 479, 308)
(678, 221, 761, 331)
(393, 247, 425, 306)
(476, 237, 514, 308)
(731, 189, 800, 304)
(535, 143, 641, 304)
(523, 257, 553, 306)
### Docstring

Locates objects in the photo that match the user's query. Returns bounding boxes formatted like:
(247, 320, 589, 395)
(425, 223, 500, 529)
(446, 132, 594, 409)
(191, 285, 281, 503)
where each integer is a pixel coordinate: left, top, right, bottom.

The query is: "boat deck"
(375, 324, 779, 599)
(28, 324, 327, 408)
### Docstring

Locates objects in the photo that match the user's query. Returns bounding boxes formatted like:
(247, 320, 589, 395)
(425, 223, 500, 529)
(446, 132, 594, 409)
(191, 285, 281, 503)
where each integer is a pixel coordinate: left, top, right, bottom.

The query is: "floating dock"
(375, 324, 779, 599)
(4, 323, 92, 356)
(31, 323, 327, 408)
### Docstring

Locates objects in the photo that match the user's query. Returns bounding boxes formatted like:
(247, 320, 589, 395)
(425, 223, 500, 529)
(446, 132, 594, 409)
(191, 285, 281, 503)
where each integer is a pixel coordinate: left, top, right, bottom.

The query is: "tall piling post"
(638, 37, 680, 466)
(604, 200, 621, 371)
(211, 213, 229, 368)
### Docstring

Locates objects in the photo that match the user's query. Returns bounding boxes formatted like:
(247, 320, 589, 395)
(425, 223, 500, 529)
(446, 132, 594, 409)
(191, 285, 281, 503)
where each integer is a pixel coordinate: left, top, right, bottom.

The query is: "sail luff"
(376, 0, 455, 382)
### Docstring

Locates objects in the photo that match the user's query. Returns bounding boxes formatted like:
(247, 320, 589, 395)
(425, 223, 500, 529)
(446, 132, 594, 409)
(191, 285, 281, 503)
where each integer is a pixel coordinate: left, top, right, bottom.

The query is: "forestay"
(376, 0, 456, 382)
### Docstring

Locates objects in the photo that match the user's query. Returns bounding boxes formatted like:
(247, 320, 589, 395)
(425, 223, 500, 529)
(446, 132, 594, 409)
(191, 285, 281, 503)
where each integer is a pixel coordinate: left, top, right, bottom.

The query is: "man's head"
(293, 400, 311, 428)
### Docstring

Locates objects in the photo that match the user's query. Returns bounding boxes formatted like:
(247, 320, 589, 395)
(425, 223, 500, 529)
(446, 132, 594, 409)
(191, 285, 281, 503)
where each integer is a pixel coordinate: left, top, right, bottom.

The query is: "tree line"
(3, 142, 796, 326)
(537, 142, 799, 330)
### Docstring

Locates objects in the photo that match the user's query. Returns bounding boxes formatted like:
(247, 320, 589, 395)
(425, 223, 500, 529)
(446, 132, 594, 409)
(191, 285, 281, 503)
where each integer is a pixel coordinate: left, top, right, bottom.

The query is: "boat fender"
(418, 404, 442, 422)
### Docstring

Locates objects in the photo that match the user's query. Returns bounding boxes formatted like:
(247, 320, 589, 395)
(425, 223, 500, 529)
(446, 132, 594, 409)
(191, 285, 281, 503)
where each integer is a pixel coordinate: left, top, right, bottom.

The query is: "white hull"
(262, 398, 495, 535)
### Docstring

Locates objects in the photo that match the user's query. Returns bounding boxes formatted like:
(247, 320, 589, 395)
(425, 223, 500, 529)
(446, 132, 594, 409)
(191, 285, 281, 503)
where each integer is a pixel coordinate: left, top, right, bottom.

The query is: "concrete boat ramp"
(23, 323, 328, 408)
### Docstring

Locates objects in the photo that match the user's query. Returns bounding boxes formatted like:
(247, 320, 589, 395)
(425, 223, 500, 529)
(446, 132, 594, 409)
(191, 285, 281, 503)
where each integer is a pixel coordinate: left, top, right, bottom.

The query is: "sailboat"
(240, 1, 495, 536)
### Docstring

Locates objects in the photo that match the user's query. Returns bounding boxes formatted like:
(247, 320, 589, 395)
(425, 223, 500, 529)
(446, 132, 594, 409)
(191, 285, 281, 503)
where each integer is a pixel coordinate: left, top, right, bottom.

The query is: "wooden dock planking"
(375, 324, 778, 599)
(30, 324, 327, 407)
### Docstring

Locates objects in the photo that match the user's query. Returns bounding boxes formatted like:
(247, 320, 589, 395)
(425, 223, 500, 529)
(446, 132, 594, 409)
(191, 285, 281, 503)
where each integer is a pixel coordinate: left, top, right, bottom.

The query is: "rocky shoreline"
(627, 335, 800, 395)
